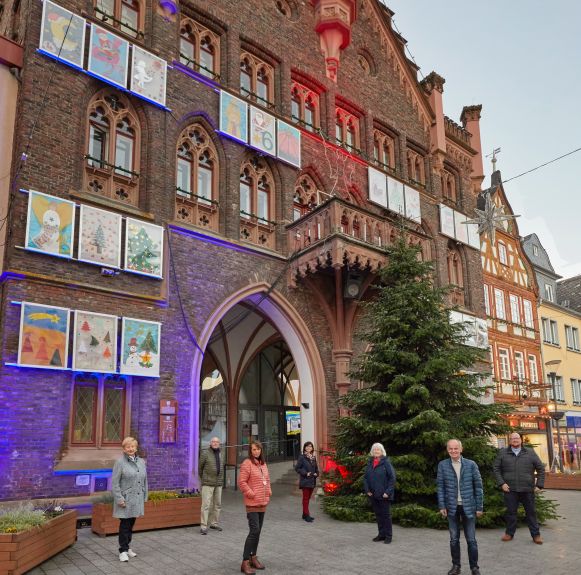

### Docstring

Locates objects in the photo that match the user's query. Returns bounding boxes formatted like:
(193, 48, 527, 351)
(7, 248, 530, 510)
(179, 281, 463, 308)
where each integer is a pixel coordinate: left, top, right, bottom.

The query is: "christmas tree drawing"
(92, 224, 106, 254)
(89, 335, 99, 348)
(103, 331, 111, 344)
(140, 330, 158, 354)
(21, 332, 33, 353)
(50, 348, 62, 367)
(81, 320, 91, 332)
(103, 346, 112, 359)
(36, 337, 49, 360)
(127, 225, 160, 274)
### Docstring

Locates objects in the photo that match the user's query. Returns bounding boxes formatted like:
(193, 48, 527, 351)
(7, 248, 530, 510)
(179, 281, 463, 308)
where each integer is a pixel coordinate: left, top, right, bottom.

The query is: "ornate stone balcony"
(286, 197, 427, 287)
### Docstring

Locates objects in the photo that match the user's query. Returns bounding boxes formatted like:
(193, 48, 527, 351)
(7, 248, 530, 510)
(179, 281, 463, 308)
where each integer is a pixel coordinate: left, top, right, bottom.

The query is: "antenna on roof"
(486, 147, 502, 171)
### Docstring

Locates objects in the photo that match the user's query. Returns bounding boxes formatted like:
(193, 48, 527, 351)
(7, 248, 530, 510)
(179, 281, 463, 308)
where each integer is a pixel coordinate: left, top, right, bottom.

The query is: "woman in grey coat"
(112, 437, 148, 562)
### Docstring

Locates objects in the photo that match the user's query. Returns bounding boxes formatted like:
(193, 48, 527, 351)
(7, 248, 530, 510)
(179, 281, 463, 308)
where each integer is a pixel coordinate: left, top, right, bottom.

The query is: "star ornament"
(464, 191, 519, 244)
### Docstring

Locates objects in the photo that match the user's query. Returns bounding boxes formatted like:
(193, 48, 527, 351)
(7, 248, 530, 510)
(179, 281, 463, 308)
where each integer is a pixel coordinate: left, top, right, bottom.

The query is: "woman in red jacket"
(238, 441, 272, 574)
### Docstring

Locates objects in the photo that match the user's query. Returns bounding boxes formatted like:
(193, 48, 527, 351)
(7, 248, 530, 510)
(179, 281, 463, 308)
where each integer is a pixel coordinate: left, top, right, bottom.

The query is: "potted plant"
(91, 489, 201, 536)
(0, 501, 77, 575)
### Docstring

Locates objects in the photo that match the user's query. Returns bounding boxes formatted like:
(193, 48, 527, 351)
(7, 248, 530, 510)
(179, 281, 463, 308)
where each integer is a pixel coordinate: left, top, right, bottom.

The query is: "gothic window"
(71, 374, 130, 447)
(293, 174, 319, 221)
(94, 0, 143, 38)
(373, 129, 396, 171)
(179, 18, 220, 79)
(447, 246, 464, 287)
(239, 157, 276, 248)
(290, 81, 320, 131)
(407, 148, 425, 185)
(84, 91, 141, 206)
(335, 107, 360, 151)
(175, 124, 219, 231)
(240, 53, 275, 106)
(441, 169, 457, 202)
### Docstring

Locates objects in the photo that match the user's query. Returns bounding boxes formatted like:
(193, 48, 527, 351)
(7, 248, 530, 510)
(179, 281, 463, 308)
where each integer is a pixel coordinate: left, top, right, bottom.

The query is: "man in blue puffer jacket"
(437, 439, 483, 575)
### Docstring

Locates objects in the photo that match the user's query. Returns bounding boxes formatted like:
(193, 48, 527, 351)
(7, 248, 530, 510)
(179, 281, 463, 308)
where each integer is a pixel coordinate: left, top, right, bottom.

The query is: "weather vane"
(465, 190, 519, 244)
(485, 147, 501, 172)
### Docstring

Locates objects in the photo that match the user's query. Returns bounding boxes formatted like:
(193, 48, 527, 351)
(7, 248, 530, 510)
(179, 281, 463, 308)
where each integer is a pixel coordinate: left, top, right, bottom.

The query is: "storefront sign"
(286, 410, 301, 435)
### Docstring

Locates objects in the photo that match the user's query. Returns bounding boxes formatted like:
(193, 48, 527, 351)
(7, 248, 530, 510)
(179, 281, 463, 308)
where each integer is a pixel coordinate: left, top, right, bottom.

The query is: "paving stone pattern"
(29, 489, 578, 575)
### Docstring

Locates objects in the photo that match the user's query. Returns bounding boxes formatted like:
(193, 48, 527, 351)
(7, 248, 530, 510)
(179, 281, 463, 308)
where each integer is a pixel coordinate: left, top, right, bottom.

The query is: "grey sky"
(385, 0, 581, 278)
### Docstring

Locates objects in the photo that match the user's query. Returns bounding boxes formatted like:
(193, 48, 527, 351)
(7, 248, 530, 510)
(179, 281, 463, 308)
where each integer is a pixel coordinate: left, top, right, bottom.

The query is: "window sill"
(566, 347, 581, 353)
(543, 341, 561, 348)
(81, 10, 147, 47)
(70, 189, 155, 221)
(54, 446, 122, 472)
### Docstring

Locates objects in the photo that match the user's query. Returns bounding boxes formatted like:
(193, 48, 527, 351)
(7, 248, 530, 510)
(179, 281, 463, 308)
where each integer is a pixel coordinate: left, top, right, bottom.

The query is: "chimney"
(461, 105, 484, 192)
(421, 72, 446, 158)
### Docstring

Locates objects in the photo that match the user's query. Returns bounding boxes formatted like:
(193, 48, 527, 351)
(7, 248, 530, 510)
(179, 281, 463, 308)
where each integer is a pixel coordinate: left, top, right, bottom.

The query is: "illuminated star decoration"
(464, 191, 519, 245)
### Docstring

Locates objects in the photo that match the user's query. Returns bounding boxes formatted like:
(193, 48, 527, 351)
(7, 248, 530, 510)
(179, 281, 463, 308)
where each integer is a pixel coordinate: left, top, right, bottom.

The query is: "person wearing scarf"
(295, 441, 319, 522)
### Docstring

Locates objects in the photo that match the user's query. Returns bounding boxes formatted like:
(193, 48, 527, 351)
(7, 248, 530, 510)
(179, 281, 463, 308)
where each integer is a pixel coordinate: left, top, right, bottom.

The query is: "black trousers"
(118, 517, 137, 553)
(243, 512, 265, 560)
(371, 498, 392, 538)
(504, 491, 540, 537)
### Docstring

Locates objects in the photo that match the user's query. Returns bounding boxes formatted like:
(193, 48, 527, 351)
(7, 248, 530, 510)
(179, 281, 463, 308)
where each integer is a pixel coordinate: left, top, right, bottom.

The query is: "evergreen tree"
(103, 331, 111, 344)
(50, 348, 62, 367)
(323, 234, 557, 528)
(92, 224, 106, 254)
(140, 330, 158, 354)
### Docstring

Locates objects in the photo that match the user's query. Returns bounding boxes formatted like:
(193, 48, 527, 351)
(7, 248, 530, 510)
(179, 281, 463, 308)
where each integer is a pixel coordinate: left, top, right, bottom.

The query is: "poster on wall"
(249, 106, 276, 156)
(124, 218, 164, 278)
(277, 119, 301, 168)
(219, 91, 248, 144)
(368, 167, 387, 208)
(454, 210, 469, 244)
(87, 24, 129, 89)
(404, 186, 421, 222)
(78, 205, 122, 268)
(18, 302, 70, 369)
(130, 45, 167, 107)
(120, 317, 161, 377)
(72, 310, 118, 373)
(466, 220, 480, 249)
(39, 0, 86, 70)
(285, 410, 301, 435)
(387, 176, 405, 215)
(439, 204, 455, 238)
(25, 190, 75, 258)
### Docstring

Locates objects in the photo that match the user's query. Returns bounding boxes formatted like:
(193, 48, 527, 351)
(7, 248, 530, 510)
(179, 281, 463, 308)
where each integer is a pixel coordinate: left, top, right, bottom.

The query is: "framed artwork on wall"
(87, 24, 129, 89)
(249, 106, 276, 156)
(130, 45, 167, 107)
(72, 310, 118, 373)
(276, 119, 301, 168)
(120, 317, 161, 377)
(124, 218, 164, 278)
(219, 91, 248, 144)
(78, 204, 122, 268)
(368, 167, 388, 208)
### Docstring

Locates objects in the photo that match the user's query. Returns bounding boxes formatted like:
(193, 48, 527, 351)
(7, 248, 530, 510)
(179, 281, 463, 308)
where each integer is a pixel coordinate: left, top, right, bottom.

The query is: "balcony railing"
(494, 378, 549, 405)
(286, 196, 427, 287)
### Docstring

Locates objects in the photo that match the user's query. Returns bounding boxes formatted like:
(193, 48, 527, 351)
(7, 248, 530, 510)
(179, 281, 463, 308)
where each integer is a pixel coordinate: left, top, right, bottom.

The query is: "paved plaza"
(30, 489, 578, 575)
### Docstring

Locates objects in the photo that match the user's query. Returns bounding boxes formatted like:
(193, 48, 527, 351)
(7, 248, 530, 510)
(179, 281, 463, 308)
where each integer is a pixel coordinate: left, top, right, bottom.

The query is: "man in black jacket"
(492, 432, 545, 544)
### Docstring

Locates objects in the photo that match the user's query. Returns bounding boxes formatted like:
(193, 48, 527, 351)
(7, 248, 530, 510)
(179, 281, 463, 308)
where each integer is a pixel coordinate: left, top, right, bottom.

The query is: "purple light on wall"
(172, 61, 220, 92)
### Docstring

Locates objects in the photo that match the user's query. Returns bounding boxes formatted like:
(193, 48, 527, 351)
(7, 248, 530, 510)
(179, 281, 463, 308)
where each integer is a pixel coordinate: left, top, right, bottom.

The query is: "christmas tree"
(81, 320, 91, 332)
(21, 332, 33, 353)
(103, 331, 111, 344)
(103, 346, 112, 359)
(128, 227, 159, 274)
(50, 348, 62, 367)
(140, 330, 158, 354)
(323, 234, 557, 528)
(89, 335, 99, 347)
(92, 224, 106, 254)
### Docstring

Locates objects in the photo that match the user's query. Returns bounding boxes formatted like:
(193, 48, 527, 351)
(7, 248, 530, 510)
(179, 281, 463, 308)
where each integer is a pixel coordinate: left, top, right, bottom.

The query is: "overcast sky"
(385, 0, 581, 278)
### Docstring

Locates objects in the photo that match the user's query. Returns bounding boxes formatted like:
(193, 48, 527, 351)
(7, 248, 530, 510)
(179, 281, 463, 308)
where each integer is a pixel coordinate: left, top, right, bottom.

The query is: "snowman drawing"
(134, 60, 152, 89)
(124, 337, 141, 369)
(32, 206, 61, 253)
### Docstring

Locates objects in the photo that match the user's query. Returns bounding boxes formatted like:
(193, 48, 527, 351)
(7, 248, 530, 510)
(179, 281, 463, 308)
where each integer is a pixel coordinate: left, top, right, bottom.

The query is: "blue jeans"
(448, 505, 478, 569)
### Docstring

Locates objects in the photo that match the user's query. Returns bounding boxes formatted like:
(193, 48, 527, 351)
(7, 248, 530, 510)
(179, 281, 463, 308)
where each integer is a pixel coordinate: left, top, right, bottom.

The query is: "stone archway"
(187, 284, 327, 486)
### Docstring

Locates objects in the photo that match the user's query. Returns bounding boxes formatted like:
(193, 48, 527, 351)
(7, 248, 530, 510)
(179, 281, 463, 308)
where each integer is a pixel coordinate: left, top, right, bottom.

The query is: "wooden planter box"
(544, 472, 581, 490)
(91, 497, 201, 536)
(0, 510, 77, 575)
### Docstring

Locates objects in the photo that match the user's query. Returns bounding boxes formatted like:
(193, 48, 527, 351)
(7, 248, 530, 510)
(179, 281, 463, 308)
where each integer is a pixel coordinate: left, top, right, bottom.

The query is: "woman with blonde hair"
(238, 441, 272, 574)
(363, 442, 396, 543)
(111, 437, 148, 562)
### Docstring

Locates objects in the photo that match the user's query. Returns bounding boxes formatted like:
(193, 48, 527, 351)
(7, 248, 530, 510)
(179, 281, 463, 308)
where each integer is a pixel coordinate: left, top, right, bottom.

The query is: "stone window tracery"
(240, 52, 275, 107)
(335, 107, 360, 151)
(373, 129, 396, 171)
(447, 243, 465, 306)
(94, 0, 144, 39)
(407, 148, 425, 186)
(179, 18, 220, 79)
(293, 174, 320, 221)
(441, 168, 457, 202)
(290, 81, 320, 131)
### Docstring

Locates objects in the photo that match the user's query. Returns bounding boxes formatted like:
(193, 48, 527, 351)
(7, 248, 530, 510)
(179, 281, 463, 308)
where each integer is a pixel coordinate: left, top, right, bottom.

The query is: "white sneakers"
(119, 549, 137, 561)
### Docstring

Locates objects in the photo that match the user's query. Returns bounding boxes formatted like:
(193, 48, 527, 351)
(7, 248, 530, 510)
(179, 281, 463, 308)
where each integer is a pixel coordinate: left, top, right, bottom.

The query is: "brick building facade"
(0, 0, 487, 500)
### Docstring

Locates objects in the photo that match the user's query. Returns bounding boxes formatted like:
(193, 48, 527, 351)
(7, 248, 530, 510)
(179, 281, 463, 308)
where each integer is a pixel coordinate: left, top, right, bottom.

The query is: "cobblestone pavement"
(30, 489, 578, 575)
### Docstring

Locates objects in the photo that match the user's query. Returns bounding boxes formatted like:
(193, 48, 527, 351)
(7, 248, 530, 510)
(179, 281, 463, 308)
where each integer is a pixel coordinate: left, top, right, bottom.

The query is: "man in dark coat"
(437, 439, 483, 575)
(199, 436, 224, 535)
(493, 432, 545, 544)
(363, 443, 396, 544)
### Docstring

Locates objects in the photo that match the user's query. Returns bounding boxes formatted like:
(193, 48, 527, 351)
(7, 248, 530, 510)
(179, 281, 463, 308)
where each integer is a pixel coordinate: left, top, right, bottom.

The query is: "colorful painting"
(78, 205, 122, 268)
(39, 0, 86, 69)
(454, 210, 469, 244)
(18, 302, 70, 369)
(72, 311, 118, 373)
(87, 24, 129, 89)
(219, 91, 248, 144)
(440, 204, 455, 238)
(387, 176, 405, 215)
(125, 218, 164, 278)
(120, 317, 161, 377)
(368, 167, 387, 208)
(25, 190, 75, 258)
(466, 220, 480, 249)
(130, 45, 167, 107)
(404, 186, 421, 222)
(250, 106, 276, 156)
(277, 120, 301, 168)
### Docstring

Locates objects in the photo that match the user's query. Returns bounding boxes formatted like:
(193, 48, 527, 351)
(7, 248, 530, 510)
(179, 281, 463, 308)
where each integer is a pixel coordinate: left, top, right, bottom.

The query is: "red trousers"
(302, 487, 314, 515)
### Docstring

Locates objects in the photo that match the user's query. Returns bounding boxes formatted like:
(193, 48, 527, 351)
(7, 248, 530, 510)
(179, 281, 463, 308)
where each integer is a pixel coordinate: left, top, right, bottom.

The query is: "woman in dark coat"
(363, 442, 396, 543)
(295, 441, 319, 522)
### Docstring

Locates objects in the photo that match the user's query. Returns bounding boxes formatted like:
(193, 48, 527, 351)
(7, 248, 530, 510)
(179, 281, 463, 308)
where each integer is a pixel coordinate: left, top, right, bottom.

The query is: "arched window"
(373, 129, 396, 171)
(442, 168, 457, 202)
(84, 91, 141, 206)
(335, 107, 360, 151)
(290, 81, 320, 131)
(94, 0, 143, 39)
(179, 18, 220, 79)
(239, 157, 276, 249)
(175, 124, 219, 232)
(447, 244, 465, 306)
(407, 148, 426, 185)
(240, 52, 274, 106)
(293, 174, 318, 221)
